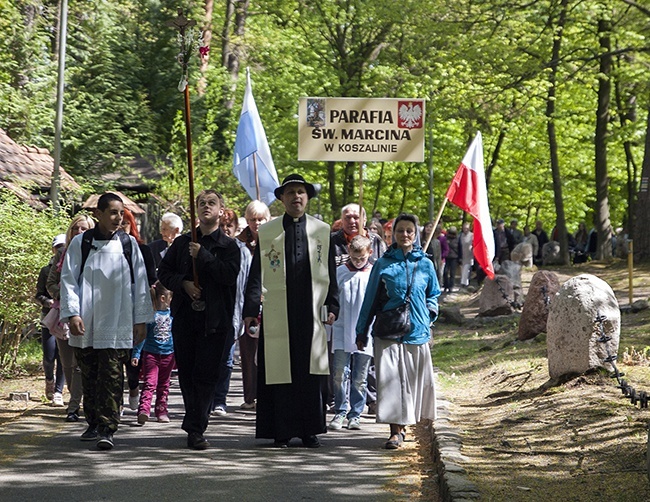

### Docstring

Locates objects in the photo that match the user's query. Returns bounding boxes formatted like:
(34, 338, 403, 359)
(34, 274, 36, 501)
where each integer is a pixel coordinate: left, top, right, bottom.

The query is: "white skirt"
(374, 337, 437, 425)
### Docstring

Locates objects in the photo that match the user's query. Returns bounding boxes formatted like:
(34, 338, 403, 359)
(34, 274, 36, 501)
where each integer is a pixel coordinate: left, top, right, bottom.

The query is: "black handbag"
(372, 260, 418, 340)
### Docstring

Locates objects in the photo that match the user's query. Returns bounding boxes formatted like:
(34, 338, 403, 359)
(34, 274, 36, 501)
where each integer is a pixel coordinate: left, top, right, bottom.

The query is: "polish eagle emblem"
(397, 101, 424, 129)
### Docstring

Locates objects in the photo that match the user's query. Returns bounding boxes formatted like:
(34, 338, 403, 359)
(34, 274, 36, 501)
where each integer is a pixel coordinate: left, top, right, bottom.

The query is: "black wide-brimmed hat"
(274, 173, 317, 199)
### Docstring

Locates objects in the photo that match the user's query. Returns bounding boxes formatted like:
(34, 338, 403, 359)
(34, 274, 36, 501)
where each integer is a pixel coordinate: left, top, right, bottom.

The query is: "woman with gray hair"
(148, 212, 184, 268)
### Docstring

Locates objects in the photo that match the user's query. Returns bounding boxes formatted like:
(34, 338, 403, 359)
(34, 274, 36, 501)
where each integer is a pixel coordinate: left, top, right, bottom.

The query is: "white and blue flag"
(233, 68, 279, 205)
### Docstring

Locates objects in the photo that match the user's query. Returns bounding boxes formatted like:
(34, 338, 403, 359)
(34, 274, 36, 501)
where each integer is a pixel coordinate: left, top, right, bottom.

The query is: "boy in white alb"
(329, 235, 374, 431)
(60, 193, 153, 450)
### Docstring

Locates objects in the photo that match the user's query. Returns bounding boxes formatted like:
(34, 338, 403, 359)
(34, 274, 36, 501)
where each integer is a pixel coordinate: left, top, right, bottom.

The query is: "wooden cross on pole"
(167, 10, 205, 311)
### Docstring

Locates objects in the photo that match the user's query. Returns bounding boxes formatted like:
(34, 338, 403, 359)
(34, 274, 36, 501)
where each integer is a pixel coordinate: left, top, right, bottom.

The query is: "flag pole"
(358, 162, 369, 236)
(423, 197, 448, 253)
(358, 162, 364, 212)
(247, 67, 261, 201)
(252, 152, 261, 200)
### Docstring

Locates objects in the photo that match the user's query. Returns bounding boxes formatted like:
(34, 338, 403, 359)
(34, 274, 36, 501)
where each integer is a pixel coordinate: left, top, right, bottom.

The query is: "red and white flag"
(444, 132, 495, 279)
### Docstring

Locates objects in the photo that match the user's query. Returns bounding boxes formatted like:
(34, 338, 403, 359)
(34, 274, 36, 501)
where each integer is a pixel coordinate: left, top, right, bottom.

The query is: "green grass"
(432, 320, 548, 379)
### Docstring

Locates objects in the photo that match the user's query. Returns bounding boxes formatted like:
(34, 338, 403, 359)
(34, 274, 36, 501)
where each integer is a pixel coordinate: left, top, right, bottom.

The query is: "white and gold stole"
(258, 215, 330, 384)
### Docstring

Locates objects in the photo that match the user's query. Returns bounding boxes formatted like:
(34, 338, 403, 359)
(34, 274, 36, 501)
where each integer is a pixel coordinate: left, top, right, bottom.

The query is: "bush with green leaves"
(0, 191, 70, 374)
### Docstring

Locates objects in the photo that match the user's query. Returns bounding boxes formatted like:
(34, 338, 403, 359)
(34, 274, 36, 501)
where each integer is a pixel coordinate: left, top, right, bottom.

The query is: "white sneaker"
(328, 414, 345, 430)
(52, 392, 64, 407)
(212, 405, 227, 416)
(347, 417, 361, 430)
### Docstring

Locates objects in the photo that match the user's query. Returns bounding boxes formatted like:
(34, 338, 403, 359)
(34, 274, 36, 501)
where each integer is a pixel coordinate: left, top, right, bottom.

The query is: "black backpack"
(79, 229, 134, 284)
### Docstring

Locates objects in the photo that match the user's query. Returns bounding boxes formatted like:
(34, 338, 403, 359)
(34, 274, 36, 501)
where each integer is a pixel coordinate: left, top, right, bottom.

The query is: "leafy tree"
(0, 0, 648, 251)
(60, 1, 160, 178)
(0, 191, 70, 372)
(0, 0, 57, 143)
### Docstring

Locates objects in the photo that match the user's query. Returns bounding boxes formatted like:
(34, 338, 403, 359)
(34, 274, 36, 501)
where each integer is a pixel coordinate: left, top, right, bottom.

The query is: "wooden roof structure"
(103, 154, 167, 193)
(82, 191, 145, 215)
(0, 128, 81, 206)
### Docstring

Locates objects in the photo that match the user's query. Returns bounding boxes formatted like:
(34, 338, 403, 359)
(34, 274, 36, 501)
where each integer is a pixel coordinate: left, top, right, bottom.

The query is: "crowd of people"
(25, 193, 515, 446)
(48, 174, 608, 453)
(37, 177, 620, 453)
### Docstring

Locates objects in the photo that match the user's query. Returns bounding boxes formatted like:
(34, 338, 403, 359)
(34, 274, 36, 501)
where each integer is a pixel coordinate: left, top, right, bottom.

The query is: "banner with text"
(298, 97, 425, 162)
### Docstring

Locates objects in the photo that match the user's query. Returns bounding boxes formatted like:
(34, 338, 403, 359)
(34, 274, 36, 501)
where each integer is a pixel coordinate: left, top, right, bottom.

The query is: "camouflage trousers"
(75, 347, 130, 433)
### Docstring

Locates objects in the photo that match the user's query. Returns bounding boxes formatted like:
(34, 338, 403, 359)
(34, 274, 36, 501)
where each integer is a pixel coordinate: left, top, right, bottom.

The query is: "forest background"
(2, 0, 650, 259)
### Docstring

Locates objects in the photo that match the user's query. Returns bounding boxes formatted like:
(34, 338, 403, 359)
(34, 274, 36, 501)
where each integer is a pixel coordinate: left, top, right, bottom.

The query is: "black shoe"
(66, 411, 80, 422)
(301, 435, 320, 448)
(80, 425, 98, 441)
(273, 439, 290, 448)
(187, 432, 209, 450)
(385, 434, 402, 450)
(97, 431, 114, 450)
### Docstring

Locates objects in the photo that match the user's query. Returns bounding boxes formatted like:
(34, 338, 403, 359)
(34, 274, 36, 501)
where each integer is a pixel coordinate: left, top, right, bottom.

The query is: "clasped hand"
(183, 280, 202, 301)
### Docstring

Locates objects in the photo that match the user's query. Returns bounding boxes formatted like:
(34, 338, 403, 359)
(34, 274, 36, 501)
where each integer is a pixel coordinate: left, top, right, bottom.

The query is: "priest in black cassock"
(243, 174, 339, 448)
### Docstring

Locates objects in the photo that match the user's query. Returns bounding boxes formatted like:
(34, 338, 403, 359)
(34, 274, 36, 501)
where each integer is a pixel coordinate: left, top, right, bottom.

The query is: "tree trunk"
(485, 128, 506, 187)
(613, 71, 638, 235)
(197, 0, 214, 95)
(339, 162, 354, 206)
(545, 0, 570, 265)
(327, 161, 340, 215)
(221, 0, 235, 68)
(230, 0, 249, 82)
(398, 164, 414, 214)
(373, 162, 385, 217)
(594, 18, 613, 260)
(427, 128, 434, 223)
(221, 0, 249, 103)
(633, 108, 650, 261)
(213, 0, 249, 161)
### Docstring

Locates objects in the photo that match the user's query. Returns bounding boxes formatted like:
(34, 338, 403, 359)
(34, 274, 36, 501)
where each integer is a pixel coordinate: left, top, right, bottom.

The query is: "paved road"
(0, 368, 414, 501)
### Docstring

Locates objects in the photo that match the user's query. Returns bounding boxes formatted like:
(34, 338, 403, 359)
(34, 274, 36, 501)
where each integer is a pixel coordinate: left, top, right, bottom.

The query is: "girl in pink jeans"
(132, 282, 175, 424)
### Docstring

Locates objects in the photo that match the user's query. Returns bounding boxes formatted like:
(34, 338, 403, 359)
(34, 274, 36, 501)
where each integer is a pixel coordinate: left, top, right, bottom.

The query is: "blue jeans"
(331, 350, 372, 420)
(42, 327, 64, 393)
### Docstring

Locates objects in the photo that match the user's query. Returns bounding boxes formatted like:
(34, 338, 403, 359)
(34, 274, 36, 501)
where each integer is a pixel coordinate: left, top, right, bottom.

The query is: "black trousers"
(172, 312, 228, 435)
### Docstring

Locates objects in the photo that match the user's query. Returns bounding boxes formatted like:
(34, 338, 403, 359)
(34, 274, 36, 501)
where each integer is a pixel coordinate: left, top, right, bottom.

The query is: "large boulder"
(542, 241, 563, 266)
(547, 274, 620, 379)
(439, 304, 465, 325)
(496, 260, 523, 307)
(478, 275, 515, 317)
(511, 242, 534, 268)
(517, 270, 560, 340)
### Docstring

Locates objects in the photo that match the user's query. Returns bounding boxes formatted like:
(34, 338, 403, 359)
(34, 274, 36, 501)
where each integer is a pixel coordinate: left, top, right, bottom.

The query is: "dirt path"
(435, 261, 650, 501)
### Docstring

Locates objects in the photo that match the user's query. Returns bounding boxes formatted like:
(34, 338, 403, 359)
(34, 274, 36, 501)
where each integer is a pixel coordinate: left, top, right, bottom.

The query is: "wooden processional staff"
(167, 10, 206, 311)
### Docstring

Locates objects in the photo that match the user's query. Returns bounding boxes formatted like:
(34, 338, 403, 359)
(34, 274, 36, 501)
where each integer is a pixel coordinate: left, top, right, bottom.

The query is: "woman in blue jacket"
(356, 213, 440, 449)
